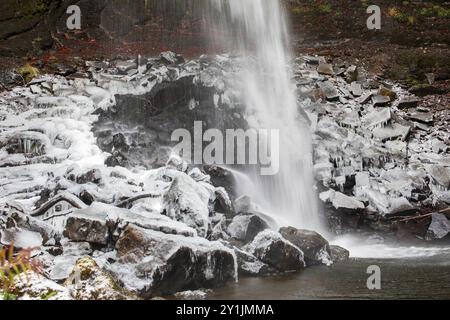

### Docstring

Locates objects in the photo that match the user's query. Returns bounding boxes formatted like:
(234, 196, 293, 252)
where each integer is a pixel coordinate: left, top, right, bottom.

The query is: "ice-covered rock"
(244, 230, 305, 272)
(227, 214, 269, 243)
(64, 257, 129, 300)
(0, 227, 43, 249)
(108, 225, 236, 298)
(12, 271, 72, 300)
(426, 213, 450, 241)
(279, 227, 332, 266)
(162, 170, 213, 237)
(64, 202, 197, 246)
(233, 247, 275, 277)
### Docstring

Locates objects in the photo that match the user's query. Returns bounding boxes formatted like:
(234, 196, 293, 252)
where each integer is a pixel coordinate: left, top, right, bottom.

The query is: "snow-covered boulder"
(64, 257, 130, 300)
(108, 225, 236, 298)
(227, 214, 269, 243)
(244, 230, 305, 272)
(12, 271, 72, 300)
(233, 247, 275, 277)
(162, 170, 214, 237)
(279, 227, 332, 266)
(64, 202, 197, 246)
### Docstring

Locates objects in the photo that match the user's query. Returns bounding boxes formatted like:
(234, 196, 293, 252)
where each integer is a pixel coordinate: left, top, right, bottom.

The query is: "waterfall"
(209, 0, 323, 231)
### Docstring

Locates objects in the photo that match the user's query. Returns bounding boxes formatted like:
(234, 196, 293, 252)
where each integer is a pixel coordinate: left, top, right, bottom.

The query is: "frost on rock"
(108, 225, 236, 298)
(162, 169, 214, 238)
(64, 257, 130, 300)
(12, 271, 72, 300)
(244, 230, 305, 272)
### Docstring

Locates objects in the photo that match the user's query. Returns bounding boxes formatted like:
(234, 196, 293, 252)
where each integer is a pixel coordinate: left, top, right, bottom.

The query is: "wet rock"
(244, 230, 305, 272)
(426, 213, 450, 241)
(227, 214, 269, 243)
(105, 151, 128, 167)
(329, 245, 350, 263)
(112, 133, 130, 152)
(203, 165, 238, 201)
(279, 227, 332, 266)
(64, 257, 129, 300)
(109, 225, 236, 298)
(214, 187, 234, 216)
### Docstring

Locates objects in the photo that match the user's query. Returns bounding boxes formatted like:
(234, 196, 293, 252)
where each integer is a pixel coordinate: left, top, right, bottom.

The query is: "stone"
(76, 169, 102, 185)
(318, 81, 339, 100)
(227, 214, 269, 243)
(345, 66, 358, 83)
(234, 247, 275, 277)
(64, 210, 110, 246)
(279, 227, 332, 266)
(378, 86, 397, 101)
(244, 230, 305, 272)
(428, 165, 450, 189)
(426, 213, 450, 241)
(372, 95, 391, 106)
(12, 271, 72, 300)
(397, 97, 420, 109)
(329, 245, 350, 262)
(317, 63, 334, 76)
(408, 112, 434, 124)
(64, 257, 129, 300)
(203, 165, 238, 201)
(109, 225, 236, 298)
(162, 170, 213, 237)
(350, 82, 363, 97)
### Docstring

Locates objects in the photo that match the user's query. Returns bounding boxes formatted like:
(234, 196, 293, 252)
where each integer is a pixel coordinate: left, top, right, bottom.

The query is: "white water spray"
(210, 0, 322, 231)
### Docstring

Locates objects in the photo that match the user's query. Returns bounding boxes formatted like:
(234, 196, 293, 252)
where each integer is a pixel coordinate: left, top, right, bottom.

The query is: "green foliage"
(0, 244, 42, 300)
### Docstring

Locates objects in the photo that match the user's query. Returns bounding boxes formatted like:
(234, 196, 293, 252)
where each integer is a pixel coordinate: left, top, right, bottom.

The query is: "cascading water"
(209, 0, 323, 231)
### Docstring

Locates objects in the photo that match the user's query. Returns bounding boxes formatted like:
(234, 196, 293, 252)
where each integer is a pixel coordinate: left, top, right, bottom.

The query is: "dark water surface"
(209, 254, 450, 300)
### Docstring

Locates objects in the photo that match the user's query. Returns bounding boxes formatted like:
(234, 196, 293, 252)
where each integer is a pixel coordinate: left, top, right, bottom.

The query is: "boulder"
(227, 214, 269, 243)
(279, 227, 332, 266)
(244, 230, 305, 272)
(234, 247, 275, 277)
(203, 165, 238, 201)
(64, 210, 110, 246)
(64, 202, 197, 246)
(162, 170, 213, 237)
(64, 257, 129, 300)
(426, 213, 450, 241)
(108, 225, 236, 298)
(329, 245, 350, 263)
(12, 271, 72, 300)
